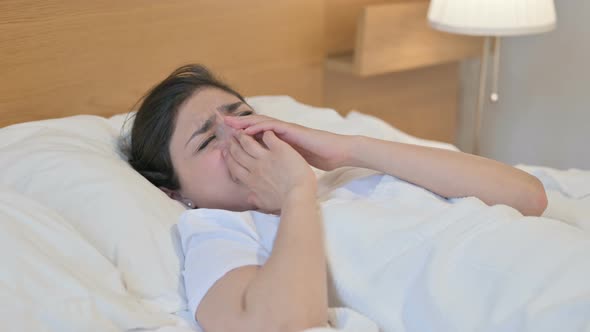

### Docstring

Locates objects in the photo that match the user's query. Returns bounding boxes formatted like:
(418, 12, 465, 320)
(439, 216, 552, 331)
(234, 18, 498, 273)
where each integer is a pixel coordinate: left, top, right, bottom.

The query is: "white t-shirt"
(178, 168, 450, 324)
(177, 168, 449, 328)
(178, 207, 276, 323)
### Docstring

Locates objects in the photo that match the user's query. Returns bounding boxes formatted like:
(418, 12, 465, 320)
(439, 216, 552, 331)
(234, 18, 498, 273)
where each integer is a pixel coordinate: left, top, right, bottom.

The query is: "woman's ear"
(159, 187, 195, 208)
(159, 187, 182, 200)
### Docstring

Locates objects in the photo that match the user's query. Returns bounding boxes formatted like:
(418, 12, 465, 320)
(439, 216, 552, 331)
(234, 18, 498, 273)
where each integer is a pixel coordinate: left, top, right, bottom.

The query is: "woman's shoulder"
(177, 208, 264, 251)
(179, 208, 256, 228)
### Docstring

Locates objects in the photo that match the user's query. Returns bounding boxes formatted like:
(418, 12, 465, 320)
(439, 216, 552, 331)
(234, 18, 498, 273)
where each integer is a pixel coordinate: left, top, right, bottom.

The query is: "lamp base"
(473, 36, 491, 155)
(473, 36, 501, 155)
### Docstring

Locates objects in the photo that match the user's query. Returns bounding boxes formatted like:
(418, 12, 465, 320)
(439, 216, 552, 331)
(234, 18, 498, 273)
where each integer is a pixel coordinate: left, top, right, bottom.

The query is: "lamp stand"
(473, 36, 501, 155)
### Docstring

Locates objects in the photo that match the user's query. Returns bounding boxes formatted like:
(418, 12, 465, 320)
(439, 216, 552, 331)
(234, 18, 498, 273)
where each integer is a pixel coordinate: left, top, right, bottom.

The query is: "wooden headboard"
(0, 0, 324, 128)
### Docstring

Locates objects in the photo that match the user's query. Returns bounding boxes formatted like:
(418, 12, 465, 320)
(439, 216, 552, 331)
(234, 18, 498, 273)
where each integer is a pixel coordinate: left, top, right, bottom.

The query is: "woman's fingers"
(224, 149, 250, 184)
(228, 135, 256, 169)
(261, 131, 286, 150)
(235, 130, 266, 158)
(225, 115, 296, 145)
(224, 114, 271, 129)
(247, 192, 260, 208)
(243, 120, 289, 136)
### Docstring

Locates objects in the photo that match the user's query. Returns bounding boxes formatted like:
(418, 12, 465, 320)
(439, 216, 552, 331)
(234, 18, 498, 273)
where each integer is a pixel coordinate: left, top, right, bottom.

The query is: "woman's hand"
(224, 114, 353, 171)
(224, 129, 316, 214)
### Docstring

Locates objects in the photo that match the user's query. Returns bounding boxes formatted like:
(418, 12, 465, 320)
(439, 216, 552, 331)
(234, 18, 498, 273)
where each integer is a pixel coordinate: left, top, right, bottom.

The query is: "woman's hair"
(127, 64, 246, 190)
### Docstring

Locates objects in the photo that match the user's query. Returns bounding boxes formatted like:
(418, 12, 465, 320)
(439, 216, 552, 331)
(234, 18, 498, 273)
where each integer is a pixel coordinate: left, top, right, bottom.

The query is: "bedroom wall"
(0, 0, 324, 127)
(456, 1, 590, 169)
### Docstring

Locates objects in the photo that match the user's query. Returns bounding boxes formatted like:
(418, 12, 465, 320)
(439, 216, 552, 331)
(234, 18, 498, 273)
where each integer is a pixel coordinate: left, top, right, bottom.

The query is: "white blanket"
(517, 164, 590, 232)
(171, 167, 590, 332)
(307, 170, 590, 332)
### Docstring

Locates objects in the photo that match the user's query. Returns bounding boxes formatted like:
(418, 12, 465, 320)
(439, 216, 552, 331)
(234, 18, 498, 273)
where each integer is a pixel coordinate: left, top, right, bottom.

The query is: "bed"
(2, 1, 589, 332)
(1, 94, 589, 331)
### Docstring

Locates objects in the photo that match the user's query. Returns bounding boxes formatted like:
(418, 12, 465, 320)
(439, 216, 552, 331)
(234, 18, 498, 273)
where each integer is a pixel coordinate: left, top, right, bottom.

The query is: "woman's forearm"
(243, 185, 328, 331)
(346, 136, 547, 216)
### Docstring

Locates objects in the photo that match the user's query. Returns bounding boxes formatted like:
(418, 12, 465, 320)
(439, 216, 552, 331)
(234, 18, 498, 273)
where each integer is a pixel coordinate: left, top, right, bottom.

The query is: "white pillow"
(0, 115, 187, 313)
(0, 186, 178, 331)
(0, 95, 459, 316)
(246, 95, 460, 151)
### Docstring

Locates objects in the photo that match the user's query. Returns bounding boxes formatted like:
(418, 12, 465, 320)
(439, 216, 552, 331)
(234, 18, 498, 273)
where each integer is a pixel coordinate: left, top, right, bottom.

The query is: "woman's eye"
(198, 135, 216, 151)
(238, 111, 253, 116)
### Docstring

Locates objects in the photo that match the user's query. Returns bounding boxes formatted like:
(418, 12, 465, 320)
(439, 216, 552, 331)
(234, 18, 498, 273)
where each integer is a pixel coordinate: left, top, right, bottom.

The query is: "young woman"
(129, 64, 548, 332)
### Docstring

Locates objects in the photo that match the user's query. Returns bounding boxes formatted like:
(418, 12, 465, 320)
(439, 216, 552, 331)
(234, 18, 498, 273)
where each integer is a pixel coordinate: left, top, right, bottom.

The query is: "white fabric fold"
(179, 168, 590, 331)
(516, 164, 590, 199)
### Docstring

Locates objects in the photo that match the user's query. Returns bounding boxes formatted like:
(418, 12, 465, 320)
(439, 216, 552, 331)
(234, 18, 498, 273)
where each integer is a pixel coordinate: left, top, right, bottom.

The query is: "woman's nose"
(213, 117, 238, 150)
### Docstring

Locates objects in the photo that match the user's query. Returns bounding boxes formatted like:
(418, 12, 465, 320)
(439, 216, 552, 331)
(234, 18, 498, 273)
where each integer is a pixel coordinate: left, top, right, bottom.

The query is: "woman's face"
(168, 87, 256, 211)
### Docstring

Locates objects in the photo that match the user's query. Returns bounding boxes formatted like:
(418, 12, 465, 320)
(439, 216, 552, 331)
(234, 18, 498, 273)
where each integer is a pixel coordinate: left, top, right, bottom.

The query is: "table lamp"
(427, 0, 557, 155)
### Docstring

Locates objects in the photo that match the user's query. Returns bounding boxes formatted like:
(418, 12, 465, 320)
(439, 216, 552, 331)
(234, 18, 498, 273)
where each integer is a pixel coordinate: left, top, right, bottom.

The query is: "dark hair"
(127, 64, 245, 190)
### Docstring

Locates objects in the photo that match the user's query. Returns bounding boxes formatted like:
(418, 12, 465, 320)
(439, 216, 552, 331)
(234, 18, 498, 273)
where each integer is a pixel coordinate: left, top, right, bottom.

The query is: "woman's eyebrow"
(217, 101, 243, 113)
(184, 101, 244, 148)
(185, 115, 215, 148)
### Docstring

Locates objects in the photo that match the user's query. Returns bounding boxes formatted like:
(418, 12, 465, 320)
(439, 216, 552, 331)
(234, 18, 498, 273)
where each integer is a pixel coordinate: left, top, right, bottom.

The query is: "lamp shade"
(428, 0, 557, 36)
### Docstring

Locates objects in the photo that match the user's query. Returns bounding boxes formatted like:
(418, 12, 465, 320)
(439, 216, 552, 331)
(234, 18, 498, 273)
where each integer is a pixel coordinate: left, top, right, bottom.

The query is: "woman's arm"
(198, 185, 326, 332)
(346, 136, 548, 216)
(197, 131, 327, 332)
(243, 185, 327, 331)
(225, 115, 548, 217)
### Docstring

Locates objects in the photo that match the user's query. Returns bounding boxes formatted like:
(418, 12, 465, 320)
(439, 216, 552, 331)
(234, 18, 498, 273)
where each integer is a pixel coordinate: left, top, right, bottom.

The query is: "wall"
(456, 0, 590, 169)
(0, 0, 324, 127)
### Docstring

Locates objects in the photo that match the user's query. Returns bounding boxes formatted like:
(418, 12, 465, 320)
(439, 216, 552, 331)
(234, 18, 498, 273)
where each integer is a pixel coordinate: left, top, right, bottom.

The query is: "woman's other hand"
(224, 114, 353, 171)
(224, 129, 316, 214)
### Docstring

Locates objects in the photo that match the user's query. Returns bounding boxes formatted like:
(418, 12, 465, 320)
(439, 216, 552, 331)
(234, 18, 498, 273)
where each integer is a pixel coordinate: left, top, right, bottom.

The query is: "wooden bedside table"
(323, 0, 482, 144)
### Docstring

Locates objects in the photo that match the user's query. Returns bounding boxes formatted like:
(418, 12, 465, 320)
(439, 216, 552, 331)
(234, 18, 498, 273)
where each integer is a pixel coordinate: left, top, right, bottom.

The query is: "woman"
(129, 64, 548, 332)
